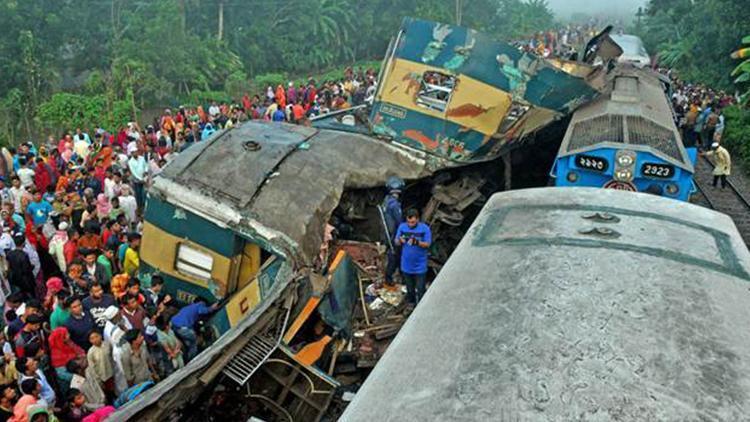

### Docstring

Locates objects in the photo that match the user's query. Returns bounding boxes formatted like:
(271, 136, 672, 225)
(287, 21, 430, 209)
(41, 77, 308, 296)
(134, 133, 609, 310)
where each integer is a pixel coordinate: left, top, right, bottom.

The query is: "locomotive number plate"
(641, 163, 674, 179)
(575, 154, 608, 172)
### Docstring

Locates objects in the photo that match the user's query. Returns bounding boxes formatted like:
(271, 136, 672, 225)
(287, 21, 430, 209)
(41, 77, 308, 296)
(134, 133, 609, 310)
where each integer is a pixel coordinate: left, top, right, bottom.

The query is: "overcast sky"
(545, 0, 648, 20)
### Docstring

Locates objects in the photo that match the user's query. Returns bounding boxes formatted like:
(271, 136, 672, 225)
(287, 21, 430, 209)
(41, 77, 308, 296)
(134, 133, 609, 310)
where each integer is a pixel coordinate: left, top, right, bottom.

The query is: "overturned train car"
(342, 187, 750, 421)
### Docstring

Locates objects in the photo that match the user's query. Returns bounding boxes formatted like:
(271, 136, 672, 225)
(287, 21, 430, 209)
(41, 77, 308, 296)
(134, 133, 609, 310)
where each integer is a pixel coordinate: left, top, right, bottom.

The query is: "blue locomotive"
(552, 64, 696, 201)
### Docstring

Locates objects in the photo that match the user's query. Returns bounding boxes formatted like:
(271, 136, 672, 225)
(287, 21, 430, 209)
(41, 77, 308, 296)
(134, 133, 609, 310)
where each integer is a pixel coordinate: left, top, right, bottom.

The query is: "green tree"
(731, 35, 750, 104)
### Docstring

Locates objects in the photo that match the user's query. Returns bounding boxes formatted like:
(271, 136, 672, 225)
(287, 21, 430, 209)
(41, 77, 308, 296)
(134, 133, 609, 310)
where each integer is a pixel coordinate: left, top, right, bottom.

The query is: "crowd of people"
(667, 69, 736, 188)
(516, 19, 613, 58)
(190, 66, 378, 131)
(0, 66, 382, 422)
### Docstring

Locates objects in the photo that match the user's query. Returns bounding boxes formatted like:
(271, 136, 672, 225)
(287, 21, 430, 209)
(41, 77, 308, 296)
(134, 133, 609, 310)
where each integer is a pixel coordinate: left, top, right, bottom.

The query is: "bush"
(36, 93, 134, 133)
(186, 90, 232, 107)
(722, 105, 750, 173)
(253, 73, 286, 91)
(225, 71, 252, 98)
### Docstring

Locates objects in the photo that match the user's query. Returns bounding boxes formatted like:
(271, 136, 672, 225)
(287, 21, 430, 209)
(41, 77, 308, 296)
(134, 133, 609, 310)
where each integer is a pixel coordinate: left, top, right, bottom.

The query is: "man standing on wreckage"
(379, 177, 404, 289)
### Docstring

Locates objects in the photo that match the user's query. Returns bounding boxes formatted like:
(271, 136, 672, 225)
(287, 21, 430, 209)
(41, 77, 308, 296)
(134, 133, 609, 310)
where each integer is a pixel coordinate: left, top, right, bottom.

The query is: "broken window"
(498, 102, 530, 134)
(416, 71, 456, 113)
(175, 243, 214, 281)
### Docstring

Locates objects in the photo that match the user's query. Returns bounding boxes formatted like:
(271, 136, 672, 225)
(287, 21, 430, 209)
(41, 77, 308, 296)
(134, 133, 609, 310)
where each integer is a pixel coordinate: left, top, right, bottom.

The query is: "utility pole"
(636, 7, 644, 26)
(455, 0, 462, 26)
(217, 0, 224, 41)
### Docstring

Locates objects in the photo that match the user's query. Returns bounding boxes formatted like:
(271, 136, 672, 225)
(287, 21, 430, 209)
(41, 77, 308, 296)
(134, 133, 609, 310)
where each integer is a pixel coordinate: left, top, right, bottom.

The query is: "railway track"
(693, 155, 750, 244)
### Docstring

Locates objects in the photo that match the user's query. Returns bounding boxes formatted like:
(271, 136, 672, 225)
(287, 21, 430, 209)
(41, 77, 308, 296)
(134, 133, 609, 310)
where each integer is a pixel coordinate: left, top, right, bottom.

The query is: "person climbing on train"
(380, 176, 404, 288)
(703, 142, 731, 189)
(394, 208, 431, 307)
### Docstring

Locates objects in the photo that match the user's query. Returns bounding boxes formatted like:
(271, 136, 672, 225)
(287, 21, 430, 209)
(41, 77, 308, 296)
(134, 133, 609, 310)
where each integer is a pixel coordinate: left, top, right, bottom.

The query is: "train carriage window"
(416, 71, 456, 113)
(498, 102, 530, 134)
(176, 243, 214, 281)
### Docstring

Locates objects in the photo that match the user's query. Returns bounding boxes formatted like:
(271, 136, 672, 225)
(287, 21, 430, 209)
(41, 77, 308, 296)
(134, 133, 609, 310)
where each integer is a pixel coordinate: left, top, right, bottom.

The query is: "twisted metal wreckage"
(114, 17, 624, 421)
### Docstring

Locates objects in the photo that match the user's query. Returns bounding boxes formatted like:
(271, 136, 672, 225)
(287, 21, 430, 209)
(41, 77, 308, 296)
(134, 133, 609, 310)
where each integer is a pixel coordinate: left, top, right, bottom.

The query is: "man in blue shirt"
(272, 106, 286, 122)
(25, 191, 53, 228)
(394, 208, 431, 306)
(171, 299, 219, 361)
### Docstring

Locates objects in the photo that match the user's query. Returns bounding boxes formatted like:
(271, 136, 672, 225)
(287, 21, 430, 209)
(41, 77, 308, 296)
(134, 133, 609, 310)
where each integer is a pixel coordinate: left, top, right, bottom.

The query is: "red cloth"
(34, 165, 51, 193)
(82, 406, 116, 422)
(48, 327, 84, 368)
(64, 240, 78, 265)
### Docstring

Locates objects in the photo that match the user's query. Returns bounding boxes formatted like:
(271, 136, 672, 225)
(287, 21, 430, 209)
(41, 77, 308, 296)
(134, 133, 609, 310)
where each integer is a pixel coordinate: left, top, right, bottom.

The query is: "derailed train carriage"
(552, 36, 698, 201)
(112, 18, 624, 421)
(342, 187, 750, 421)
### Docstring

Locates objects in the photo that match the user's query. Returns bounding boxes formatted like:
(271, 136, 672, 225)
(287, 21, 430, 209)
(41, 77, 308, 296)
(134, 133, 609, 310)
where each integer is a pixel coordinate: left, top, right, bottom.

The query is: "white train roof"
(342, 187, 750, 421)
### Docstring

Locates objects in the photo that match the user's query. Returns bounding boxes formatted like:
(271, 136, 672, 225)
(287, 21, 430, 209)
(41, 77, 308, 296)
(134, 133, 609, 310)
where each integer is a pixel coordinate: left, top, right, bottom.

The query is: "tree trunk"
(217, 0, 224, 41)
(179, 0, 187, 34)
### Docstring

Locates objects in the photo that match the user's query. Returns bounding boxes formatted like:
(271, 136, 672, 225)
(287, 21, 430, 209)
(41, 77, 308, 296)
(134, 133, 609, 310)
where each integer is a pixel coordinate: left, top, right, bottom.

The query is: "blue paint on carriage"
(144, 197, 240, 256)
(554, 148, 695, 202)
(393, 18, 599, 112)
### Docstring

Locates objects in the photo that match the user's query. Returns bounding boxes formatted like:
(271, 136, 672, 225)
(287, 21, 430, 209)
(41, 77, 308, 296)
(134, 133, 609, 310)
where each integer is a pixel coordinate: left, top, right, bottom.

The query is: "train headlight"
(665, 183, 679, 195)
(616, 151, 636, 167)
(614, 169, 633, 182)
(566, 171, 579, 183)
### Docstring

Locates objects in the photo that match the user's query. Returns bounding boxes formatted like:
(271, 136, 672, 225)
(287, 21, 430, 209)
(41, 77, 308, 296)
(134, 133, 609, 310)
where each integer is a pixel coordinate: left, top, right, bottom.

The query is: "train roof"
(341, 187, 750, 421)
(558, 67, 691, 171)
(611, 34, 650, 60)
(150, 121, 434, 265)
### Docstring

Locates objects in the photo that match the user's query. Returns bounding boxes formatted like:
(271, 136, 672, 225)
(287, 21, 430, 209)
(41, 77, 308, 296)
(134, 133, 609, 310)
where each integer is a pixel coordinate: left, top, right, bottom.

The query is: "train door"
(237, 241, 261, 291)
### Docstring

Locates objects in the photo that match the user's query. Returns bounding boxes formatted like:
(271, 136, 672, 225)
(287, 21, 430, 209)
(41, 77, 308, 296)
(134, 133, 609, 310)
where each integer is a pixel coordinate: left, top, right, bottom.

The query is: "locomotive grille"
(568, 115, 624, 151)
(626, 116, 683, 163)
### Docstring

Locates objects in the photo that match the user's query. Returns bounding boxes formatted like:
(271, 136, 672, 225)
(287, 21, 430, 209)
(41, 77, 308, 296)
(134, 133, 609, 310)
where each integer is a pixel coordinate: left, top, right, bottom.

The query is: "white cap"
(103, 306, 119, 320)
(712, 142, 719, 149)
(58, 221, 69, 231)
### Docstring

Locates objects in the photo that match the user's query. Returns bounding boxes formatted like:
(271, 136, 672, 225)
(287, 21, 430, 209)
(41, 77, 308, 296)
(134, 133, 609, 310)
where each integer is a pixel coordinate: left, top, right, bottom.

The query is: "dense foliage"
(634, 0, 750, 91)
(0, 0, 554, 144)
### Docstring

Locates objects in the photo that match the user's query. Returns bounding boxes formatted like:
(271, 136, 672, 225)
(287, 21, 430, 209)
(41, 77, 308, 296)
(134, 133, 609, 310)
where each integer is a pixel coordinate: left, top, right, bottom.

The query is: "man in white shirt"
(8, 178, 24, 216)
(128, 150, 148, 209)
(16, 159, 35, 189)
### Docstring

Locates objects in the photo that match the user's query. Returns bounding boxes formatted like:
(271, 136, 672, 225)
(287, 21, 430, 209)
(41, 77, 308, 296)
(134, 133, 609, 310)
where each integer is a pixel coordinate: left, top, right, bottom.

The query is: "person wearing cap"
(118, 185, 137, 226)
(704, 142, 732, 189)
(101, 305, 129, 395)
(47, 222, 69, 273)
(119, 329, 153, 387)
(122, 234, 140, 277)
(6, 234, 35, 299)
(381, 177, 404, 287)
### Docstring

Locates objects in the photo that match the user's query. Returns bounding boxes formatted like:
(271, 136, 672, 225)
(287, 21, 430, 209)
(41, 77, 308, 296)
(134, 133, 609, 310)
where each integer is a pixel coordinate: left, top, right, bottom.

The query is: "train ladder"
(221, 304, 292, 386)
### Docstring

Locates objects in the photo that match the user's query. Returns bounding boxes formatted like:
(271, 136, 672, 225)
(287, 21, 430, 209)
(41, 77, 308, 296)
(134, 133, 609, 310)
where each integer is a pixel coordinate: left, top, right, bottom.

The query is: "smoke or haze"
(545, 0, 648, 21)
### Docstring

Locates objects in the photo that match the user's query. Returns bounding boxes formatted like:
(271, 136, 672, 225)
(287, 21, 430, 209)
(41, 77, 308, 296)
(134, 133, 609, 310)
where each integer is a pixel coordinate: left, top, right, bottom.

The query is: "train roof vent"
(627, 116, 683, 162)
(611, 76, 639, 103)
(568, 115, 624, 151)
